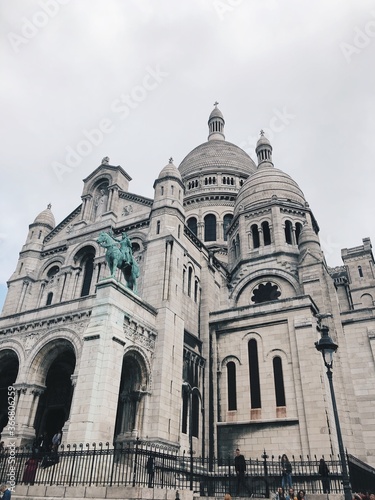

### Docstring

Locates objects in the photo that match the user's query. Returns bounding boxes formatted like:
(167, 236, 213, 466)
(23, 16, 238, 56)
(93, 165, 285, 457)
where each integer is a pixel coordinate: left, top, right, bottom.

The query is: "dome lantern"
(208, 102, 225, 141)
(255, 130, 273, 167)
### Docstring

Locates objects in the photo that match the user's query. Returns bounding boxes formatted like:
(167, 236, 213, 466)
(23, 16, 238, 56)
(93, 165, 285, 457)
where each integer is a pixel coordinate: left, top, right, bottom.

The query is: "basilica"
(1, 105, 375, 468)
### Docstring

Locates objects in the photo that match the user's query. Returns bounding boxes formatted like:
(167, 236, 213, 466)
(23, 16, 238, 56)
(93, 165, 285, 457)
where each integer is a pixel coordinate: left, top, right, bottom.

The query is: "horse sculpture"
(97, 231, 140, 293)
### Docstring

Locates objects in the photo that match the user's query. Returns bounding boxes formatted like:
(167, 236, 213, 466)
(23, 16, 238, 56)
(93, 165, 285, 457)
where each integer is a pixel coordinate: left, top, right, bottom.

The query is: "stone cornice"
(280, 207, 306, 217)
(41, 245, 68, 257)
(114, 219, 150, 234)
(118, 191, 153, 206)
(123, 314, 157, 352)
(184, 194, 236, 207)
(44, 205, 82, 243)
(0, 310, 91, 336)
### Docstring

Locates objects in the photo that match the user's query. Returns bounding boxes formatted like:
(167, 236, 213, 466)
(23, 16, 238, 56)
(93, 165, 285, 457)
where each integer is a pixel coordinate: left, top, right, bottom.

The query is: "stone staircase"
(11, 484, 344, 500)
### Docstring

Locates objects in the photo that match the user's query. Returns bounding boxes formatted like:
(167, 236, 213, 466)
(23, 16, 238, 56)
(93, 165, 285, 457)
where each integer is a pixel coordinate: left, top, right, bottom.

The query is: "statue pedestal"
(66, 278, 156, 444)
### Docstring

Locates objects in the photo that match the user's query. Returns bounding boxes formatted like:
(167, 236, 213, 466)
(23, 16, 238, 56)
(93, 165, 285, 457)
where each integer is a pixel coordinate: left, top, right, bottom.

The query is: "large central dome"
(179, 139, 256, 178)
(178, 104, 256, 179)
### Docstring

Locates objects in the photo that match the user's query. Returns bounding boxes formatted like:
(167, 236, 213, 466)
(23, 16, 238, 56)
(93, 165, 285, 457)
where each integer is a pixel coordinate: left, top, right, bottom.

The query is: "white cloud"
(1, 0, 375, 304)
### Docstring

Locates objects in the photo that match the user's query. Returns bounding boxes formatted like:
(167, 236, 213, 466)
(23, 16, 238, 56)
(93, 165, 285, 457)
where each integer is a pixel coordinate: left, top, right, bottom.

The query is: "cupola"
(208, 102, 225, 141)
(255, 130, 273, 167)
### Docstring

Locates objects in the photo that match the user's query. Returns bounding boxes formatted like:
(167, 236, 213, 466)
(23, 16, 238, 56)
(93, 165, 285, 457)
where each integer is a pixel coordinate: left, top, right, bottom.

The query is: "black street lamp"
(182, 381, 195, 491)
(315, 325, 352, 500)
(182, 381, 204, 491)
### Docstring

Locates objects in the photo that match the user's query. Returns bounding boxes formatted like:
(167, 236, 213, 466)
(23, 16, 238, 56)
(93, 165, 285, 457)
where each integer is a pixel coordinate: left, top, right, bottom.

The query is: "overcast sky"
(1, 0, 375, 310)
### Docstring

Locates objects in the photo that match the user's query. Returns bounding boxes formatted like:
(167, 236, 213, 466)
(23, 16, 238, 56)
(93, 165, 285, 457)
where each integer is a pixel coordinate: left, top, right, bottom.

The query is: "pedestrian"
(318, 458, 330, 493)
(146, 454, 155, 488)
(281, 454, 293, 489)
(234, 448, 251, 496)
(0, 483, 11, 500)
(275, 486, 286, 500)
(224, 494, 232, 500)
(286, 487, 297, 500)
(51, 430, 62, 451)
(296, 489, 306, 500)
(22, 453, 38, 485)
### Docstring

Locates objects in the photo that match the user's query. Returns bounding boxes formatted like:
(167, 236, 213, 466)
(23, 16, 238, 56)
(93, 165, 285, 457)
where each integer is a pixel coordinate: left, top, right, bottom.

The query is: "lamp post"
(315, 325, 352, 500)
(182, 382, 194, 491)
(182, 382, 204, 491)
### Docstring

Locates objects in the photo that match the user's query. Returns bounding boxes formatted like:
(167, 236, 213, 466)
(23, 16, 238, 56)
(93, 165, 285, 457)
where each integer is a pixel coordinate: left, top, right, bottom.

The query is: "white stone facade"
(0, 107, 375, 469)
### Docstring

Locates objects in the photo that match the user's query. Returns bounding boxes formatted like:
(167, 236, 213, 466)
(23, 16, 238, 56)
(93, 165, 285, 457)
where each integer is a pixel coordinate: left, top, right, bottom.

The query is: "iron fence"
(0, 441, 349, 497)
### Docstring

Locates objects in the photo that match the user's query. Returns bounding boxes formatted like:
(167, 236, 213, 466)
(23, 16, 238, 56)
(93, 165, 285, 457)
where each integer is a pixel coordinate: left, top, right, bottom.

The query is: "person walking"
(281, 454, 293, 489)
(318, 458, 330, 494)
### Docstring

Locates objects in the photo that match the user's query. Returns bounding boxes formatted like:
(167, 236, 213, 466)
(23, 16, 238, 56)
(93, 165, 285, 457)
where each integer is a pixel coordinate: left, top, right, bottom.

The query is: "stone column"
(12, 383, 45, 446)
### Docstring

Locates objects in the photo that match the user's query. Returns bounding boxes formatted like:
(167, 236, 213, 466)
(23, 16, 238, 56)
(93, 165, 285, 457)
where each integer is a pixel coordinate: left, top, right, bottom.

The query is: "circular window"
(251, 282, 281, 304)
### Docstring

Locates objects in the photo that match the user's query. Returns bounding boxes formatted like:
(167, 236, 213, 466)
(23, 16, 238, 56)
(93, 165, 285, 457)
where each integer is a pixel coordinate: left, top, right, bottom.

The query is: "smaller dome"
(209, 105, 224, 121)
(256, 135, 271, 148)
(33, 204, 55, 228)
(234, 164, 306, 216)
(158, 158, 182, 182)
(297, 223, 322, 255)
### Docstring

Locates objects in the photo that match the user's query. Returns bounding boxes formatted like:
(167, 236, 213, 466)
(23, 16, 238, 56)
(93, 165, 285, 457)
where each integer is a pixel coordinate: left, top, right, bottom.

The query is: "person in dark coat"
(318, 458, 330, 493)
(234, 448, 251, 496)
(281, 454, 293, 489)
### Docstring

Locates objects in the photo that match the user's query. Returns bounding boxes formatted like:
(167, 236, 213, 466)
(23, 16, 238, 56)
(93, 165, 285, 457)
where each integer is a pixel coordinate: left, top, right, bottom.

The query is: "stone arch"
(231, 269, 300, 306)
(28, 337, 77, 442)
(361, 293, 373, 307)
(0, 349, 20, 434)
(84, 173, 113, 197)
(38, 257, 65, 280)
(221, 354, 241, 371)
(114, 348, 150, 442)
(64, 241, 100, 269)
(27, 334, 80, 386)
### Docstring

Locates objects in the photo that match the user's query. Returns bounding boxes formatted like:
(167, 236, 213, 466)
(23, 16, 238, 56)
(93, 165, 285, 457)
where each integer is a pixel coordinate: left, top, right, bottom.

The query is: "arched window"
(262, 221, 271, 246)
(248, 339, 261, 409)
(273, 356, 286, 407)
(358, 265, 363, 278)
(204, 214, 216, 241)
(47, 265, 59, 279)
(161, 186, 164, 195)
(156, 220, 160, 234)
(284, 220, 293, 244)
(223, 214, 233, 241)
(81, 254, 94, 297)
(251, 224, 260, 248)
(187, 217, 197, 236)
(251, 282, 281, 304)
(295, 222, 303, 244)
(188, 267, 193, 297)
(227, 362, 237, 411)
(183, 268, 186, 293)
(46, 292, 53, 306)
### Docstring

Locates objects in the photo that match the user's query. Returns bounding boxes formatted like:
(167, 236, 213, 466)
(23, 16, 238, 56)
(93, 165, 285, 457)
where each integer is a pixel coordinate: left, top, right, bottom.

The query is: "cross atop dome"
(169, 157, 174, 164)
(213, 101, 219, 107)
(260, 129, 265, 137)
